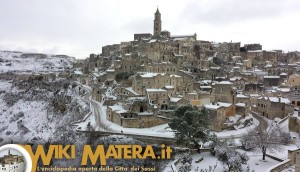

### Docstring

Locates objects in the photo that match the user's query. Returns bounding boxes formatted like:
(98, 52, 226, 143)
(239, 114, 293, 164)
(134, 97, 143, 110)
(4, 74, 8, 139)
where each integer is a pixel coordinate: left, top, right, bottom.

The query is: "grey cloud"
(181, 0, 299, 25)
(122, 17, 153, 34)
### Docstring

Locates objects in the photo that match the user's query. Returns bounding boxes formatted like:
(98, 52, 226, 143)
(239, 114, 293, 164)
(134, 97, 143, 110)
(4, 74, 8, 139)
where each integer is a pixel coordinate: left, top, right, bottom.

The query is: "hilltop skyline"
(0, 0, 299, 59)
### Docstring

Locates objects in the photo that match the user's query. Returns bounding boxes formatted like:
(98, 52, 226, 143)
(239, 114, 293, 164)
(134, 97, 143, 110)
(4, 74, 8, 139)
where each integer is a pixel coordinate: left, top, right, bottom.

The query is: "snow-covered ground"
(189, 151, 280, 172)
(0, 80, 89, 144)
(214, 114, 259, 138)
(0, 51, 75, 73)
(0, 97, 53, 142)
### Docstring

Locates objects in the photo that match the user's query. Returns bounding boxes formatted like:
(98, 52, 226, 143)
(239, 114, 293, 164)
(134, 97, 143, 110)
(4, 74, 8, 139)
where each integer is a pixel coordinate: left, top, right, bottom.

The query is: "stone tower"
(153, 7, 161, 37)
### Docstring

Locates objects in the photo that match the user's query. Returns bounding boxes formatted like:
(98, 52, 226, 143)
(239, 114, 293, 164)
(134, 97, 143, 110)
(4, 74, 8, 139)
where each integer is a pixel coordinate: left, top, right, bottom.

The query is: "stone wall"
(289, 116, 300, 133)
(255, 98, 294, 119)
(214, 83, 234, 103)
(266, 159, 292, 172)
(109, 113, 168, 128)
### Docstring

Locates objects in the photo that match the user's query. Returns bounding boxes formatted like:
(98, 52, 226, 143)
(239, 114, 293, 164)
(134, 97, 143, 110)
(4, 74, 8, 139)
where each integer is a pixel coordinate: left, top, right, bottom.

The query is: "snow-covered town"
(1, 5, 300, 172)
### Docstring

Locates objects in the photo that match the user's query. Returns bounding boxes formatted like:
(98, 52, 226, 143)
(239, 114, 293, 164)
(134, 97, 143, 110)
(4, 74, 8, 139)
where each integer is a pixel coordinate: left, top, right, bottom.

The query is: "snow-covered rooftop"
(230, 77, 242, 81)
(236, 103, 246, 107)
(259, 96, 291, 104)
(74, 70, 83, 75)
(145, 88, 167, 92)
(205, 102, 232, 110)
(138, 111, 153, 116)
(200, 86, 212, 89)
(106, 69, 115, 72)
(236, 94, 249, 98)
(140, 73, 165, 78)
(275, 87, 290, 93)
(108, 105, 125, 112)
(248, 50, 263, 53)
(125, 87, 139, 95)
(217, 81, 233, 85)
(170, 97, 182, 102)
(264, 76, 280, 79)
(163, 86, 174, 89)
(170, 74, 181, 78)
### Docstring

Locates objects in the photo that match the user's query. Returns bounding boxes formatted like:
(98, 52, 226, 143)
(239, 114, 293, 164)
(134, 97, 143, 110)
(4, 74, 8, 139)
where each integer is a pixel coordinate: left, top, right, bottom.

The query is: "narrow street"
(78, 83, 111, 131)
(250, 109, 269, 131)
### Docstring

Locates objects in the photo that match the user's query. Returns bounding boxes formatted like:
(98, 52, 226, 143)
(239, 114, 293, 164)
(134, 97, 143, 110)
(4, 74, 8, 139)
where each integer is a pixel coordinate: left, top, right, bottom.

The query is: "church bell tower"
(153, 7, 162, 37)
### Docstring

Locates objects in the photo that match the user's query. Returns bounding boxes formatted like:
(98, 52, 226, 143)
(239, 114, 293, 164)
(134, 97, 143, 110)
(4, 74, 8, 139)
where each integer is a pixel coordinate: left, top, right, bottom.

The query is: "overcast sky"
(0, 0, 299, 59)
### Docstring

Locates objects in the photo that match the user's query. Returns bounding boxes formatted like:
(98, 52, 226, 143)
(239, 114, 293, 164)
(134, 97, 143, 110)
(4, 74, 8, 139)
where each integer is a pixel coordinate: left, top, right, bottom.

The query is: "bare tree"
(241, 122, 291, 160)
(211, 135, 249, 172)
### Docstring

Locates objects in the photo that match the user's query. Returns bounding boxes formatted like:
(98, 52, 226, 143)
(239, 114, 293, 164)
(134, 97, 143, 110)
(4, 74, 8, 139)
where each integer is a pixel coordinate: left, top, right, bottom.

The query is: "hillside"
(0, 79, 89, 144)
(0, 51, 75, 73)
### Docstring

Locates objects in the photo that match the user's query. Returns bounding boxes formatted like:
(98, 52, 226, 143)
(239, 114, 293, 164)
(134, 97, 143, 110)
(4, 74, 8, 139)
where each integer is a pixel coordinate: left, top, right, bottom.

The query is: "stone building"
(161, 30, 171, 39)
(214, 81, 235, 104)
(134, 33, 152, 41)
(106, 100, 168, 128)
(289, 113, 300, 134)
(153, 8, 162, 37)
(287, 51, 300, 64)
(236, 94, 251, 105)
(235, 103, 250, 117)
(243, 50, 278, 66)
(263, 50, 278, 66)
(92, 84, 106, 102)
(115, 53, 148, 73)
(243, 43, 262, 51)
(243, 59, 253, 69)
(132, 72, 183, 95)
(245, 50, 264, 62)
(289, 92, 300, 108)
(142, 62, 178, 74)
(263, 75, 281, 87)
(204, 102, 236, 131)
(254, 96, 294, 119)
(102, 44, 121, 56)
(146, 88, 169, 110)
(217, 42, 241, 56)
(113, 87, 139, 98)
(287, 148, 300, 171)
(244, 82, 264, 94)
(287, 73, 300, 89)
